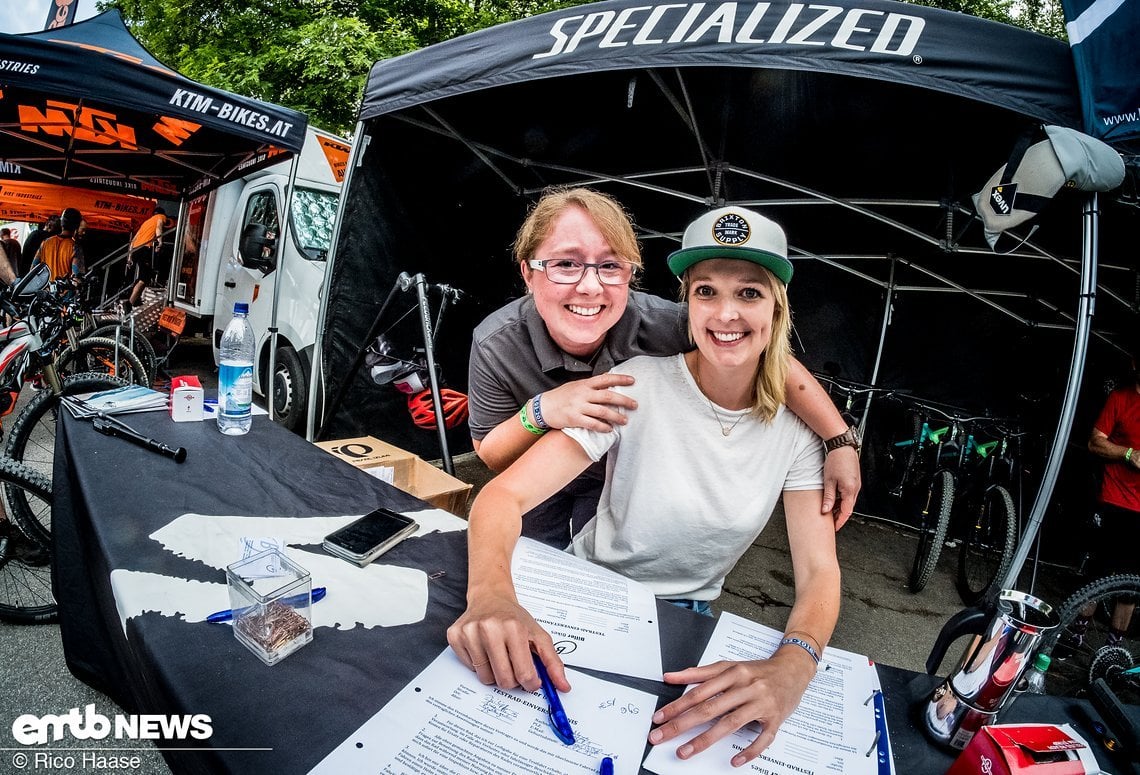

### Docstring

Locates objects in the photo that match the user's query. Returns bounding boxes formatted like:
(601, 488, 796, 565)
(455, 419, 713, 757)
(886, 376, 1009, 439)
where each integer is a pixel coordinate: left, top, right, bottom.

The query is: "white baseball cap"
(667, 206, 792, 284)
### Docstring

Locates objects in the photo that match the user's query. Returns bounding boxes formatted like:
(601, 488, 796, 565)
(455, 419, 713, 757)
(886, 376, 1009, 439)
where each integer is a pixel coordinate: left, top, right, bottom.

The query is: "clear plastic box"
(226, 549, 313, 665)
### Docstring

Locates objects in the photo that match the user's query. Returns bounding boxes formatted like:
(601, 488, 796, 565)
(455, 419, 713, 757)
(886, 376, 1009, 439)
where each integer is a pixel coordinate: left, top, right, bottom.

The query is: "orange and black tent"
(0, 9, 307, 199)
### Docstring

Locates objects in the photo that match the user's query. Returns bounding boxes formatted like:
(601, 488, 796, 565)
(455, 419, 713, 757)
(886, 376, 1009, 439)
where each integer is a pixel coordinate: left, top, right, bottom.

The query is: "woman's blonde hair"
(513, 187, 642, 271)
(680, 264, 792, 422)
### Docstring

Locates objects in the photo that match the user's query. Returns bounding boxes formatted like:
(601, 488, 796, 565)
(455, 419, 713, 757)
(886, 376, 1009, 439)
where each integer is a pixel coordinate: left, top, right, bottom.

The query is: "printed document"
(643, 612, 890, 775)
(512, 537, 663, 681)
(309, 648, 657, 774)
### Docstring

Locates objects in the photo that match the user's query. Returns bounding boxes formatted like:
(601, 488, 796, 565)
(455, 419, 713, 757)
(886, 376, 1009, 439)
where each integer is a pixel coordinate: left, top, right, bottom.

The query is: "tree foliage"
(100, 0, 1068, 136)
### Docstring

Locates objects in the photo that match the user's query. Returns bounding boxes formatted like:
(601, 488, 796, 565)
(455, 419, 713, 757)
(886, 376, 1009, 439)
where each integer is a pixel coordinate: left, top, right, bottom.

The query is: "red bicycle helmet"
(407, 389, 469, 430)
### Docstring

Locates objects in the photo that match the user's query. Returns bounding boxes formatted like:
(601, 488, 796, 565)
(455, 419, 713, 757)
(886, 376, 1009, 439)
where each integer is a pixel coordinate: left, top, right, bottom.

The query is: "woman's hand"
(446, 595, 570, 693)
(648, 651, 816, 767)
(821, 446, 861, 529)
(538, 373, 637, 432)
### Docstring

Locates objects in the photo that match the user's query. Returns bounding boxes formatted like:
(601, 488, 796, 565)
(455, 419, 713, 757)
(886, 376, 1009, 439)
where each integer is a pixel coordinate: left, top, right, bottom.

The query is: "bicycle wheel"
(0, 458, 56, 623)
(85, 323, 158, 385)
(908, 470, 954, 593)
(1037, 573, 1140, 702)
(4, 372, 127, 546)
(956, 485, 1017, 605)
(56, 336, 149, 387)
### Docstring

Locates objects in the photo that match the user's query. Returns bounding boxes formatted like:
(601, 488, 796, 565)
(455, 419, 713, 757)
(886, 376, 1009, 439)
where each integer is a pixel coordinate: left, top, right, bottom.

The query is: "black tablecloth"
(53, 411, 1134, 775)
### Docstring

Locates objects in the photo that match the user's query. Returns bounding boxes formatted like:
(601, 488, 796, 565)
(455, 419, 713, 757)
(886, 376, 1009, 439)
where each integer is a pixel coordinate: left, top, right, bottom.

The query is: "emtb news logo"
(11, 705, 212, 745)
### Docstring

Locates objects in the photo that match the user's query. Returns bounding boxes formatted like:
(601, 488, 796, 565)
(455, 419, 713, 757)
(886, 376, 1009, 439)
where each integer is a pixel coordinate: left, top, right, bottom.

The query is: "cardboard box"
(315, 436, 472, 516)
(946, 724, 1103, 775)
(314, 436, 416, 484)
(169, 375, 203, 422)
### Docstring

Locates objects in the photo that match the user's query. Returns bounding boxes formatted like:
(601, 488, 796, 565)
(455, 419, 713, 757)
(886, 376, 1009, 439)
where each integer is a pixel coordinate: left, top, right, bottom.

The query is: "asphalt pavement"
(0, 341, 1084, 775)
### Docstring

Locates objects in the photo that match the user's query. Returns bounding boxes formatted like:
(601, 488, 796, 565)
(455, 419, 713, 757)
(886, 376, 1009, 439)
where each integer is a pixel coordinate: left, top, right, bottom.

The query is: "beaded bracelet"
(779, 636, 821, 666)
(531, 394, 550, 431)
(519, 404, 547, 436)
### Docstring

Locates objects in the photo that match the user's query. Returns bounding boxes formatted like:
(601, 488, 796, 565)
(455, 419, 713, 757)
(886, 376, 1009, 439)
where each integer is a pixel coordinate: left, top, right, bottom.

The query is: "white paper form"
(644, 612, 887, 775)
(512, 537, 663, 681)
(308, 648, 657, 775)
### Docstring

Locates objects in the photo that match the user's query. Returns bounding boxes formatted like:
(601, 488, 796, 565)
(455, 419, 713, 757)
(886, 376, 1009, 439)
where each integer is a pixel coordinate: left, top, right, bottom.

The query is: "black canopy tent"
(314, 0, 1137, 569)
(0, 9, 307, 199)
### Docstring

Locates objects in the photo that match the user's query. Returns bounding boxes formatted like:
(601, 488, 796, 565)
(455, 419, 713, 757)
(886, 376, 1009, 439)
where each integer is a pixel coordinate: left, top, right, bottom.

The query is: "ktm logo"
(18, 100, 137, 149)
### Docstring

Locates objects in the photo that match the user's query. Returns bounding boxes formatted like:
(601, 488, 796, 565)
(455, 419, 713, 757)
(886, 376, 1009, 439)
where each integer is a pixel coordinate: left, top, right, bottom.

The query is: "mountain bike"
(955, 419, 1023, 605)
(890, 398, 1015, 595)
(0, 265, 131, 548)
(1034, 573, 1140, 704)
(0, 457, 55, 623)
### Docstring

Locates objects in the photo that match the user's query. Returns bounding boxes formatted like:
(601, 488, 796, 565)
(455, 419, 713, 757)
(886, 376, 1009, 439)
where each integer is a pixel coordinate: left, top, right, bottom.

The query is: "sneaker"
(1107, 629, 1126, 647)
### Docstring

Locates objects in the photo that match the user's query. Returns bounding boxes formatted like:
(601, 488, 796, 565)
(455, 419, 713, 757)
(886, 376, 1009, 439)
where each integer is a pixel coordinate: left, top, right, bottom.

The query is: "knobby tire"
(0, 457, 56, 623)
(4, 372, 127, 546)
(1036, 573, 1140, 702)
(908, 470, 954, 593)
(56, 336, 149, 387)
(956, 485, 1018, 606)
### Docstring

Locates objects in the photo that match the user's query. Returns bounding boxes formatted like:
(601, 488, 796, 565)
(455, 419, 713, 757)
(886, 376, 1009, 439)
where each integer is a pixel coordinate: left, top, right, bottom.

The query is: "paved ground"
(0, 342, 1084, 774)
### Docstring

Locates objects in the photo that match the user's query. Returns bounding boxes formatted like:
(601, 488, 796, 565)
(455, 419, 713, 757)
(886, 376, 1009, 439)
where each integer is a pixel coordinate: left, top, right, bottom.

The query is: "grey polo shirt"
(468, 290, 690, 440)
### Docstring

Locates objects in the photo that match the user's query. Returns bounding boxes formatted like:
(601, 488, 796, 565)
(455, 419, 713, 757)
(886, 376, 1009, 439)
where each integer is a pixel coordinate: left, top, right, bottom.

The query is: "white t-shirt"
(564, 353, 824, 601)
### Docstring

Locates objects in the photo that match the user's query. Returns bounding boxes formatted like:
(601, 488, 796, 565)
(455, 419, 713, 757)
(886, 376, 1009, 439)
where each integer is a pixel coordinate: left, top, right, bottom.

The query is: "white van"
(169, 127, 349, 431)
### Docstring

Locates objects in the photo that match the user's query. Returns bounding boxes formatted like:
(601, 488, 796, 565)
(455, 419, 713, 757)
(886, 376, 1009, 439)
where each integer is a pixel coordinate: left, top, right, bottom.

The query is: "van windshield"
(290, 187, 339, 261)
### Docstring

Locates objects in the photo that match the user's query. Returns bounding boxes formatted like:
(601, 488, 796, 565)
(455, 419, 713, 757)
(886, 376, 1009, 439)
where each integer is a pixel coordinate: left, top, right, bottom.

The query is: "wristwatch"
(824, 425, 861, 453)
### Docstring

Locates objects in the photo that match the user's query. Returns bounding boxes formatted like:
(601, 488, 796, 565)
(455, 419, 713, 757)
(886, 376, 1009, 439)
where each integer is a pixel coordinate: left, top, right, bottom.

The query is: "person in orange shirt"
(34, 208, 84, 282)
(125, 207, 171, 313)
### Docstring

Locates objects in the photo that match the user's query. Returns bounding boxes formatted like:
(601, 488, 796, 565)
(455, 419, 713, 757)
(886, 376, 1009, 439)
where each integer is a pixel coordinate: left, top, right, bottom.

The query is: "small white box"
(170, 375, 204, 422)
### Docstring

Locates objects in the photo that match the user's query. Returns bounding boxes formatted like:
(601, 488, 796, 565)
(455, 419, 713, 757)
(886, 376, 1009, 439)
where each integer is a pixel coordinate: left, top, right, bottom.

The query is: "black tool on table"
(63, 397, 187, 463)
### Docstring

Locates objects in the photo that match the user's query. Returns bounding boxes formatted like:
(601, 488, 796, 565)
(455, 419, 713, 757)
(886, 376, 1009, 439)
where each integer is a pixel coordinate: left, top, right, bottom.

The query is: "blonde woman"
(449, 207, 840, 767)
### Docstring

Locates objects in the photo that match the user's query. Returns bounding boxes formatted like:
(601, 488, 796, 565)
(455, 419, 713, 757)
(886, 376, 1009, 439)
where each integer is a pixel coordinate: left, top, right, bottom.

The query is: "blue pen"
(532, 652, 575, 745)
(206, 587, 326, 623)
(600, 756, 614, 774)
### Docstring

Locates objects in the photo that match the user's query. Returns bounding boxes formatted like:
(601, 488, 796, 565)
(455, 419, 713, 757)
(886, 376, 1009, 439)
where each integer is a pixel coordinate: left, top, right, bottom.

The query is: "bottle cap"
(234, 302, 249, 314)
(1034, 653, 1051, 670)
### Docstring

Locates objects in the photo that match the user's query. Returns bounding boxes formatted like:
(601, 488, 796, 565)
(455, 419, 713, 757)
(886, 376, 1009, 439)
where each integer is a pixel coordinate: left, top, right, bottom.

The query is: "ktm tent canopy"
(0, 180, 154, 233)
(0, 9, 307, 200)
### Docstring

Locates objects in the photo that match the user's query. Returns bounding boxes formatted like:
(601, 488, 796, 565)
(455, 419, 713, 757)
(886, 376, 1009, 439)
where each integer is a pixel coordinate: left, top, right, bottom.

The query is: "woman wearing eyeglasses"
(468, 188, 860, 547)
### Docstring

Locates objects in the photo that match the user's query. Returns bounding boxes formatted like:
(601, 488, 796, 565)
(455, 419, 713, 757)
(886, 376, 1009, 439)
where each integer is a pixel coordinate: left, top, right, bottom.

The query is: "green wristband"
(519, 404, 547, 436)
(1126, 447, 1134, 462)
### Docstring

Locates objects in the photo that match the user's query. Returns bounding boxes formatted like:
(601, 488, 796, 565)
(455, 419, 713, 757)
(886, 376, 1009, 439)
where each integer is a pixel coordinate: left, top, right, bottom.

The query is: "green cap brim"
(667, 246, 793, 285)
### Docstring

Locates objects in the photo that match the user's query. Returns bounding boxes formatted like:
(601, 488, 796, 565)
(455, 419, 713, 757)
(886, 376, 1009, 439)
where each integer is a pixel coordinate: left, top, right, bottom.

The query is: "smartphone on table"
(322, 507, 419, 566)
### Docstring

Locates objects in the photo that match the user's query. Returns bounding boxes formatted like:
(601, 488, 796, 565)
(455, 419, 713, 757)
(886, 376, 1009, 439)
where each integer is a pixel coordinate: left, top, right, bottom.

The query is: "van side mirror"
(239, 223, 277, 275)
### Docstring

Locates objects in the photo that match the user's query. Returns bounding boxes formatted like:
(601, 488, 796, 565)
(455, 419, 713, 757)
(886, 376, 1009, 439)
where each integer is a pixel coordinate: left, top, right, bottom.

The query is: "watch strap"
(824, 425, 861, 453)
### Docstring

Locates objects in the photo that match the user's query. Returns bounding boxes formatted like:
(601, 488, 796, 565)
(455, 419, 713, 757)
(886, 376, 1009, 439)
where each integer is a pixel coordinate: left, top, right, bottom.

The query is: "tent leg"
(858, 257, 897, 439)
(999, 193, 1099, 594)
(411, 274, 454, 476)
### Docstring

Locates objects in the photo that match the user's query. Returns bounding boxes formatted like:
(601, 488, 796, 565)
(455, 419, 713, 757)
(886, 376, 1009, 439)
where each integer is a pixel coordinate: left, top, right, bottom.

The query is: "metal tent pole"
(1000, 193, 1099, 592)
(410, 274, 453, 475)
(267, 153, 302, 424)
(859, 256, 897, 437)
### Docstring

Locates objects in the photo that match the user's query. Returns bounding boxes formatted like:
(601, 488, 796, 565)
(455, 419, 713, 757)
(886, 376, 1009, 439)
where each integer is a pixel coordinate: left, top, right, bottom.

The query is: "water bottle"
(1021, 653, 1051, 695)
(217, 302, 254, 435)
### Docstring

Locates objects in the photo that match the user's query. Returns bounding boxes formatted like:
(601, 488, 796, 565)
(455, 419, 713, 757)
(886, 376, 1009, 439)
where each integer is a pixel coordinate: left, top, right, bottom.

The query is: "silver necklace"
(693, 360, 747, 437)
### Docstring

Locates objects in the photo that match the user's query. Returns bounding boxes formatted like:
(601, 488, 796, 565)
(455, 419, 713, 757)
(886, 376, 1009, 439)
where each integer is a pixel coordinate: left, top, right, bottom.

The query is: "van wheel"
(271, 346, 307, 433)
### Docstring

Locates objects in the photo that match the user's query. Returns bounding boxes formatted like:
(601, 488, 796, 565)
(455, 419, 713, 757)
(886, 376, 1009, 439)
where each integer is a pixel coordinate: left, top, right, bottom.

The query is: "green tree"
(102, 0, 418, 135)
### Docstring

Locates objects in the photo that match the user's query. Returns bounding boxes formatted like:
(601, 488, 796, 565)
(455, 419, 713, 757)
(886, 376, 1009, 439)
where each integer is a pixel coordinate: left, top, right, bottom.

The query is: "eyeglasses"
(528, 258, 636, 286)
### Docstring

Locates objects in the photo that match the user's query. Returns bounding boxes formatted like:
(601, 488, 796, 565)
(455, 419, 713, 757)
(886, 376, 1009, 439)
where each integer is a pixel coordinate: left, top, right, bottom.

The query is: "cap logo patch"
(712, 213, 750, 245)
(989, 184, 1017, 216)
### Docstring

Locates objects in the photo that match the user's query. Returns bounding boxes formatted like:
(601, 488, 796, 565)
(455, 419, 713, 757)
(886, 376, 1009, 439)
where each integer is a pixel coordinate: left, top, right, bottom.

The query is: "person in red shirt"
(1081, 357, 1140, 644)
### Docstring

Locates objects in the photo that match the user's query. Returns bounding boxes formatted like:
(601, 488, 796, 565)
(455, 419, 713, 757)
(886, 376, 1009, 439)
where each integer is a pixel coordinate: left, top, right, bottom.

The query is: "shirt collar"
(524, 294, 642, 375)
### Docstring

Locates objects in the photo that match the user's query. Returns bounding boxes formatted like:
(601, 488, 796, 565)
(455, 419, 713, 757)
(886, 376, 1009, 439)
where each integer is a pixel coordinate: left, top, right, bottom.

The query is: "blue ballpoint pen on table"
(532, 652, 575, 745)
(206, 587, 327, 623)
